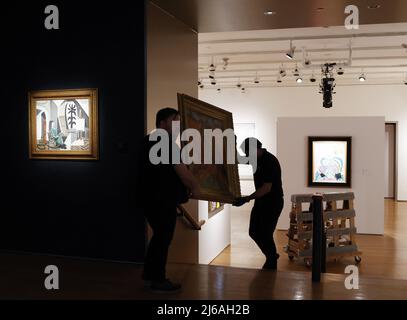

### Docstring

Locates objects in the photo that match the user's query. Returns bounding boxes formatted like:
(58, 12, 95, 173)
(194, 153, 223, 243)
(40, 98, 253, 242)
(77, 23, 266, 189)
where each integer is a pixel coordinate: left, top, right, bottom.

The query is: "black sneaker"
(149, 279, 182, 293)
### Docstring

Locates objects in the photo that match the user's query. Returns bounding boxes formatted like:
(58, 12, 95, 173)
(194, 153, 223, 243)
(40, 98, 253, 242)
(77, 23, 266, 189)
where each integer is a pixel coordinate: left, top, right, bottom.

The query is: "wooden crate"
(285, 192, 362, 266)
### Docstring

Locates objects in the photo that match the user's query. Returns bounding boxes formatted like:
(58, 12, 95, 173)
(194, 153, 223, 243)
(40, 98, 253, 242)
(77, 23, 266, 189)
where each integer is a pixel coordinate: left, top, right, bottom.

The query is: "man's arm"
(233, 182, 272, 207)
(174, 163, 201, 198)
(248, 182, 272, 200)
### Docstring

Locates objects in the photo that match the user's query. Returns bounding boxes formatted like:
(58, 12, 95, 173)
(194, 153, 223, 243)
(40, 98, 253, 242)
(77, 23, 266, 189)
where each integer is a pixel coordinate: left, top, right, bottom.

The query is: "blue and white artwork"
(312, 140, 348, 184)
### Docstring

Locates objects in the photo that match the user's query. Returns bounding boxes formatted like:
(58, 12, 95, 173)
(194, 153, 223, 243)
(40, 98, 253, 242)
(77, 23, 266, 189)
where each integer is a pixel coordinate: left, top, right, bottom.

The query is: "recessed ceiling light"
(368, 4, 381, 9)
(264, 11, 276, 15)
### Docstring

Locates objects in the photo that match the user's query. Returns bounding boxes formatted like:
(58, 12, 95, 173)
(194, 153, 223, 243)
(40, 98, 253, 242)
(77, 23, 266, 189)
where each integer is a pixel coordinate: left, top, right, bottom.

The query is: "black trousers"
(249, 197, 284, 265)
(143, 204, 177, 281)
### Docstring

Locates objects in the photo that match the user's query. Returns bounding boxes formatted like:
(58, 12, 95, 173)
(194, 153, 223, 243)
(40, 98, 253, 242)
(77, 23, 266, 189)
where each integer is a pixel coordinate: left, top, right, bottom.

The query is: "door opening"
(385, 123, 397, 199)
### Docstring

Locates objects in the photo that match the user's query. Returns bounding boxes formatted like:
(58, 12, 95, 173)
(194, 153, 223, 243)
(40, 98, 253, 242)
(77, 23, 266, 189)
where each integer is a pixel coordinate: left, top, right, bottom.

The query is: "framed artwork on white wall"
(308, 136, 352, 187)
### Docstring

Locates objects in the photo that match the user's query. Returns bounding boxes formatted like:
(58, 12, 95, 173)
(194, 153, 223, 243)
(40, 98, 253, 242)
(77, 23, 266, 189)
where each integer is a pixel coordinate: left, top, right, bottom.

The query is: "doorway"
(385, 123, 397, 199)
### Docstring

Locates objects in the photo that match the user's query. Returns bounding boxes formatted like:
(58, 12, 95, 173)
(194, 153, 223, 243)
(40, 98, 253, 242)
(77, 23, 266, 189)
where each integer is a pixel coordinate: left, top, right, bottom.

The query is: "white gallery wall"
(277, 117, 385, 235)
(148, 3, 231, 264)
(199, 84, 407, 202)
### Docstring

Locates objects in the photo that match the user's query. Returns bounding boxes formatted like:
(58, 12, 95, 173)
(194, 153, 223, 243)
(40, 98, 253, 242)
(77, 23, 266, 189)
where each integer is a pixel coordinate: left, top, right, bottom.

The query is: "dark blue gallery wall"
(0, 1, 146, 262)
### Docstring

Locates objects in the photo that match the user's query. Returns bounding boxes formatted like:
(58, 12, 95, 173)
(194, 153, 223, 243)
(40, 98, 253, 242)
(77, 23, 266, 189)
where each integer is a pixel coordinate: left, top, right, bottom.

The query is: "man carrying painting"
(140, 107, 200, 292)
(233, 138, 284, 270)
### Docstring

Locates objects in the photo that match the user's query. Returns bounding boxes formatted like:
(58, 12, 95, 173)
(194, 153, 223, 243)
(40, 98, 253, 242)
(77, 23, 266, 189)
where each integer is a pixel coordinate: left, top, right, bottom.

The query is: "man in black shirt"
(141, 108, 200, 292)
(234, 138, 284, 270)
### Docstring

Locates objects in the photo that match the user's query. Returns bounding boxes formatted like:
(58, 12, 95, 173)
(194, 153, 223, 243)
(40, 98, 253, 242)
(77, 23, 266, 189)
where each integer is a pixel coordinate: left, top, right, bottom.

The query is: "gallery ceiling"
(150, 0, 407, 88)
(150, 0, 407, 33)
(198, 23, 407, 88)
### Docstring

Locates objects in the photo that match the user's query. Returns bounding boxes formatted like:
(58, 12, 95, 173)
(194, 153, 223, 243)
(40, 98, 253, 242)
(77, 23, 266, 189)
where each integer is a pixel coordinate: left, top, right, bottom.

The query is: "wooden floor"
(1, 252, 407, 300)
(211, 199, 407, 280)
(1, 199, 406, 300)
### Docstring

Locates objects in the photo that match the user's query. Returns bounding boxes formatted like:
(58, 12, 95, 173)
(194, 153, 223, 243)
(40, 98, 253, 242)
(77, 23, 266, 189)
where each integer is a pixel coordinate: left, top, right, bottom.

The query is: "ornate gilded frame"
(178, 93, 241, 203)
(29, 89, 99, 160)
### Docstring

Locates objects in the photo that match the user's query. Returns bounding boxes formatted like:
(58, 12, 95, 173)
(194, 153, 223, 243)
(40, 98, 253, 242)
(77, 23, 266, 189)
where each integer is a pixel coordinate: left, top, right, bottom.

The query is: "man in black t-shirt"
(233, 138, 284, 270)
(140, 108, 200, 292)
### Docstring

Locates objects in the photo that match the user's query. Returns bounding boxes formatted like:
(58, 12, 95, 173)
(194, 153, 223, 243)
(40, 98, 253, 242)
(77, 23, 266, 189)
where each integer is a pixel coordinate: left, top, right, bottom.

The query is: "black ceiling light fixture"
(320, 63, 337, 108)
(254, 72, 260, 84)
(280, 64, 287, 77)
(222, 57, 229, 70)
(286, 40, 296, 60)
(310, 72, 317, 83)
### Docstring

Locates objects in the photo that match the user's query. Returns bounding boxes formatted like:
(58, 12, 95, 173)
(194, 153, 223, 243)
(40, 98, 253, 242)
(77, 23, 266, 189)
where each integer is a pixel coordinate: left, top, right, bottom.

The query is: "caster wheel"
(355, 256, 362, 264)
(304, 259, 312, 268)
(288, 255, 294, 261)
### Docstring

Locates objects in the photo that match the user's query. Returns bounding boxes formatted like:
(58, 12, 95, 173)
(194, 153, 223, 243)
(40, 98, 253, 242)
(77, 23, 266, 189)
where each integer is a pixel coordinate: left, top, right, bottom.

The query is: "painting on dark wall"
(308, 136, 352, 187)
(29, 89, 99, 160)
(178, 93, 241, 203)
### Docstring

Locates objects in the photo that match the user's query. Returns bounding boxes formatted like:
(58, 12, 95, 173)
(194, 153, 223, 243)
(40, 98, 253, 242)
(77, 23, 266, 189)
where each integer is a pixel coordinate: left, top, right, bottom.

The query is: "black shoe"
(262, 258, 277, 270)
(149, 279, 182, 293)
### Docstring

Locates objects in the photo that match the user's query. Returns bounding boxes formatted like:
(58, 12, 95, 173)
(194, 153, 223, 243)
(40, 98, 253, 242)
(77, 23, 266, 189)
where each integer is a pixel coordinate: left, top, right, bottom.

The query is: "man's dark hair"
(242, 137, 263, 155)
(156, 108, 180, 127)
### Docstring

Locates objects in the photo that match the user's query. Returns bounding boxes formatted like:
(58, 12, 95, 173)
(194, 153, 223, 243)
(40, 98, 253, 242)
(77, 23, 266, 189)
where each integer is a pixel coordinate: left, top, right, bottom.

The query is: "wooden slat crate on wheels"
(285, 192, 362, 267)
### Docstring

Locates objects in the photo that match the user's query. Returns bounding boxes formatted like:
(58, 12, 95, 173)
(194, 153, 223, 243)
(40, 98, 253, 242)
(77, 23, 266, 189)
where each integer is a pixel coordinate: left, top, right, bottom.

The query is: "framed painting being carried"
(178, 93, 241, 203)
(29, 89, 99, 160)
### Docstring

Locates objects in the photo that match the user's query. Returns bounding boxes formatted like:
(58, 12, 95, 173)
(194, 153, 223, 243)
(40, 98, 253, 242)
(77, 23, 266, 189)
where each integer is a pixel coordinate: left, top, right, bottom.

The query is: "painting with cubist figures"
(29, 89, 98, 160)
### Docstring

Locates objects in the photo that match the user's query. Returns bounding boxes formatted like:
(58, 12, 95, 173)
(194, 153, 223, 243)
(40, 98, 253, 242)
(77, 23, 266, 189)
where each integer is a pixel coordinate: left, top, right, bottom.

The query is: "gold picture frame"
(29, 89, 99, 160)
(178, 93, 241, 203)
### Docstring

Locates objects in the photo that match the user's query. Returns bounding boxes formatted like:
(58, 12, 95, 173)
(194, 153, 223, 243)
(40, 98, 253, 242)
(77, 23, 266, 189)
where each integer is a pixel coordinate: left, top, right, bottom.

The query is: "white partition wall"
(277, 117, 385, 235)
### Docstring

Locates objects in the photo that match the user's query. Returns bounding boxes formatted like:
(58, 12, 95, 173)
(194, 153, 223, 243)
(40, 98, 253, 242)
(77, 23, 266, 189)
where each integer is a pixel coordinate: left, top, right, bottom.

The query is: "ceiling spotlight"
(217, 88, 221, 93)
(254, 72, 260, 84)
(211, 79, 217, 85)
(403, 74, 407, 85)
(222, 57, 229, 70)
(280, 66, 287, 78)
(293, 66, 300, 77)
(264, 10, 276, 15)
(277, 74, 282, 83)
(286, 40, 296, 60)
(209, 63, 216, 73)
(197, 79, 202, 86)
(236, 82, 242, 88)
(359, 73, 366, 82)
(310, 74, 317, 83)
(337, 67, 345, 75)
(199, 84, 204, 89)
(241, 87, 246, 93)
(296, 77, 303, 83)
